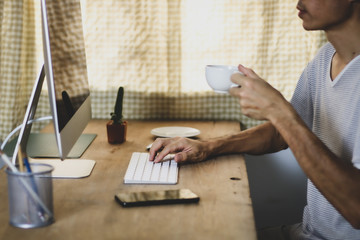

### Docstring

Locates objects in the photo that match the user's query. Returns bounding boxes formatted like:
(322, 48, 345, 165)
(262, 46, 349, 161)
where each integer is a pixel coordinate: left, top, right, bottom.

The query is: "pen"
(23, 157, 32, 173)
(22, 156, 46, 219)
(17, 148, 24, 172)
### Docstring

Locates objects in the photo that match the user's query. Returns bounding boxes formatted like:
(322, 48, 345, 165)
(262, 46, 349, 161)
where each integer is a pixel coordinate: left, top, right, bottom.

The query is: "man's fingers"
(154, 147, 172, 163)
(238, 64, 259, 78)
(230, 72, 245, 87)
(149, 138, 167, 160)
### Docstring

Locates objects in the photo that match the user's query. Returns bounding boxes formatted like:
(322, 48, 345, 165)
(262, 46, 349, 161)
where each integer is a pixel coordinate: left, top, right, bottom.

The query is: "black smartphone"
(114, 189, 200, 207)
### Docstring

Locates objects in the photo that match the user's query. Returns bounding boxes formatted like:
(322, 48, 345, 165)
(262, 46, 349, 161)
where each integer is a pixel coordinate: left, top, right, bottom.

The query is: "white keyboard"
(124, 152, 178, 184)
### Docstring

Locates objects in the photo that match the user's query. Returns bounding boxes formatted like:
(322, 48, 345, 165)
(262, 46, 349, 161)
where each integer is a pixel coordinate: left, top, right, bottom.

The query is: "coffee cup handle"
(230, 70, 242, 89)
(230, 83, 239, 89)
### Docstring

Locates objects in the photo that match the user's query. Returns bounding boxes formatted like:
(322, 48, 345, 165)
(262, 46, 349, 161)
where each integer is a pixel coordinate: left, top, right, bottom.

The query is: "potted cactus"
(106, 87, 127, 144)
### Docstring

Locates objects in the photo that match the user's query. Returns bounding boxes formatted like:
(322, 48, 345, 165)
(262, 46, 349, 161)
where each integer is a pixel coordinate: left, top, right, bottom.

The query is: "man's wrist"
(268, 101, 297, 128)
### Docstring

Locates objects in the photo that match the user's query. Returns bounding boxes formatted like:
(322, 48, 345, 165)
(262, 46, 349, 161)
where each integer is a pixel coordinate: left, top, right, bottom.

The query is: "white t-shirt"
(290, 42, 360, 240)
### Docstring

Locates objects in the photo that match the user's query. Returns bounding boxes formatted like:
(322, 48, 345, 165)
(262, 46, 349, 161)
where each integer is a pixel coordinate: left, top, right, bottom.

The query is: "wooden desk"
(0, 120, 256, 240)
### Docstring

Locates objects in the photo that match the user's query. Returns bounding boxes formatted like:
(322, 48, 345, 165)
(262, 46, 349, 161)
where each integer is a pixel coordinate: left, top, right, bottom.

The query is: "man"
(149, 0, 360, 239)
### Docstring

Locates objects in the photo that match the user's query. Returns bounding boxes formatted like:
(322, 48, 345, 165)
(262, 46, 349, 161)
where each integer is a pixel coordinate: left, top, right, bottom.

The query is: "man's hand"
(229, 64, 290, 122)
(149, 137, 209, 163)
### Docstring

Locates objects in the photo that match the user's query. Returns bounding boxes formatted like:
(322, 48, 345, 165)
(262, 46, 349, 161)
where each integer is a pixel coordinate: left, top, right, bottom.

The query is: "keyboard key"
(159, 161, 170, 182)
(124, 152, 140, 180)
(168, 160, 178, 184)
(142, 158, 154, 181)
(133, 153, 147, 181)
(150, 162, 162, 182)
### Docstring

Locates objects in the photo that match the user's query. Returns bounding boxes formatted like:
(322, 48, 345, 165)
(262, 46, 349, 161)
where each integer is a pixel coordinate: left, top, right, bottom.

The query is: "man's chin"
(302, 23, 322, 31)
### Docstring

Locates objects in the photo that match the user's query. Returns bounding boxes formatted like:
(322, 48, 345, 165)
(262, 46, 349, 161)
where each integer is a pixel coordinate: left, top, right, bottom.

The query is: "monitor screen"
(41, 0, 91, 159)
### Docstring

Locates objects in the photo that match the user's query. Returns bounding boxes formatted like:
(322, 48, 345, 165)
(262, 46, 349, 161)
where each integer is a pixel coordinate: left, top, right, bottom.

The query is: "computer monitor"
(11, 0, 94, 177)
(41, 0, 91, 160)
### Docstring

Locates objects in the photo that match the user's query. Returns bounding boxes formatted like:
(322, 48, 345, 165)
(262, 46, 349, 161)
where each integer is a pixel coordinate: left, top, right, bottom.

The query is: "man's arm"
(149, 121, 287, 163)
(230, 65, 360, 229)
(272, 107, 360, 229)
(206, 121, 288, 157)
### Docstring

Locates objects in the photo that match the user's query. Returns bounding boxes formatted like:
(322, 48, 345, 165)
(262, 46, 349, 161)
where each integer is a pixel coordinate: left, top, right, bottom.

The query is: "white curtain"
(0, 0, 326, 142)
(0, 0, 39, 142)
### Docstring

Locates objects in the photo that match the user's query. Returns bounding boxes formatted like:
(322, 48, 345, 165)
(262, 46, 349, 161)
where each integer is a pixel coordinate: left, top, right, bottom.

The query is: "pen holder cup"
(6, 163, 55, 228)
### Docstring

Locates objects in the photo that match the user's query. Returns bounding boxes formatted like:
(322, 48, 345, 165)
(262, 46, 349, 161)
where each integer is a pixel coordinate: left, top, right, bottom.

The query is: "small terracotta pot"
(106, 120, 127, 144)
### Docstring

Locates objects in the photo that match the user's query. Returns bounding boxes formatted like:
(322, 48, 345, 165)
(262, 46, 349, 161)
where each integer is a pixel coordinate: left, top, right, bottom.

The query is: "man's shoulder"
(313, 42, 334, 60)
(319, 41, 334, 53)
(305, 42, 334, 70)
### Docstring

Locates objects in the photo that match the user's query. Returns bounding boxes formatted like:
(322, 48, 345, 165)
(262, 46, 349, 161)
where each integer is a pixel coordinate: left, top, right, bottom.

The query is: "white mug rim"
(206, 65, 237, 69)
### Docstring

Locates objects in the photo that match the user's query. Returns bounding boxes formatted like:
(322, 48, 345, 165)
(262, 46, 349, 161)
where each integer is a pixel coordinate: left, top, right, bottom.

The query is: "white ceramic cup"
(205, 65, 242, 93)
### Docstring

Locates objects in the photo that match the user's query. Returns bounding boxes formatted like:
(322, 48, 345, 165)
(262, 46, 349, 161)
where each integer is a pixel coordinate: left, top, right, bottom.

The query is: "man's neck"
(328, 26, 360, 80)
(326, 4, 360, 64)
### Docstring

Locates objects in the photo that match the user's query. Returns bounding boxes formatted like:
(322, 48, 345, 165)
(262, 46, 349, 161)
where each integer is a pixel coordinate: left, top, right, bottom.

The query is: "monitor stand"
(28, 132, 97, 178)
(3, 132, 97, 178)
(9, 65, 96, 178)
